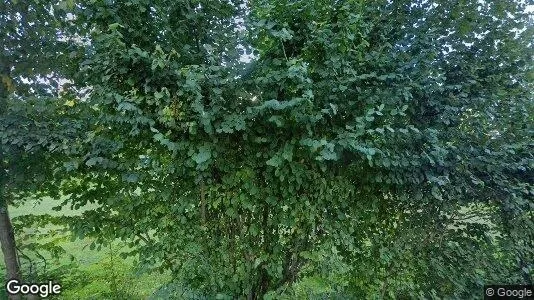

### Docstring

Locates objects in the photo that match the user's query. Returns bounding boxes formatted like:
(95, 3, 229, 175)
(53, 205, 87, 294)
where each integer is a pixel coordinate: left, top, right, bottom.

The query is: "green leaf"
(266, 155, 283, 167)
(192, 146, 212, 165)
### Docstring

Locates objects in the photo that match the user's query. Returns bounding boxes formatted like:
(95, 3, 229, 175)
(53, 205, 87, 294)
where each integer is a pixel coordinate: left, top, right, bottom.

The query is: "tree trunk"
(0, 206, 20, 280)
(1, 54, 22, 300)
(0, 200, 22, 300)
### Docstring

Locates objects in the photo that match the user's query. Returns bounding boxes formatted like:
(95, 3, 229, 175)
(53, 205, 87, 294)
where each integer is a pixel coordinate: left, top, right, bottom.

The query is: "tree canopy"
(1, 0, 532, 298)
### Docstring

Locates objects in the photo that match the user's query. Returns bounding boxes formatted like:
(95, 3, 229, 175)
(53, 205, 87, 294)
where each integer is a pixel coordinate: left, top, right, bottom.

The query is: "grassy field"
(0, 197, 170, 299)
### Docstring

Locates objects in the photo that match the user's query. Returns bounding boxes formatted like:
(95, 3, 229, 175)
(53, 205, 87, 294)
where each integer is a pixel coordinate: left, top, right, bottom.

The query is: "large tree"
(2, 0, 532, 298)
(0, 1, 87, 295)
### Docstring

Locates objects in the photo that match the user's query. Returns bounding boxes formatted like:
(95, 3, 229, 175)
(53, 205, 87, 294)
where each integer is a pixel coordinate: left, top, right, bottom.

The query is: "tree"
(2, 0, 532, 298)
(0, 52, 20, 290)
(0, 1, 87, 295)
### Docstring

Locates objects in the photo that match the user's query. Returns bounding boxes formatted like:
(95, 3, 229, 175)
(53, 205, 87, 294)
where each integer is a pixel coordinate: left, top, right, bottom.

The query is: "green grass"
(0, 197, 171, 299)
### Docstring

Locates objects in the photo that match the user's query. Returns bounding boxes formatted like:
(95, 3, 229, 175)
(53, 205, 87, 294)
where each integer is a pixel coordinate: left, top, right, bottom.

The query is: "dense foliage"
(0, 0, 91, 290)
(1, 0, 532, 299)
